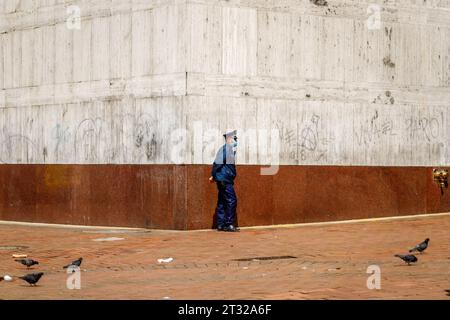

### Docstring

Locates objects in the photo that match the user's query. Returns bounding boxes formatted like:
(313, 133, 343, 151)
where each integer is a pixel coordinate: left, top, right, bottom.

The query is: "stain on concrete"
(373, 92, 396, 105)
(311, 0, 328, 6)
(383, 56, 396, 68)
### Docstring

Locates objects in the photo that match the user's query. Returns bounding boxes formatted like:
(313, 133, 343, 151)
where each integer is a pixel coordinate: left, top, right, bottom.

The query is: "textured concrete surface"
(0, 214, 449, 300)
(1, 0, 449, 166)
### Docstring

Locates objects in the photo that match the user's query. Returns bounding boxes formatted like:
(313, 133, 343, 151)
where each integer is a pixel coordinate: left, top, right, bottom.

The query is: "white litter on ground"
(3, 275, 13, 282)
(157, 257, 174, 264)
(92, 237, 125, 242)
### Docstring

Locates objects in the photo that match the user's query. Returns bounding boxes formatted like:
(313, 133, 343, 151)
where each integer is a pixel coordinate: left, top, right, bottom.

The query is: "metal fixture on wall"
(433, 169, 448, 196)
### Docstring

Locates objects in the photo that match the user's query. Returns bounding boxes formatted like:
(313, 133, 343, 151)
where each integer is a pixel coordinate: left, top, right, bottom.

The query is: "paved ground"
(0, 214, 449, 300)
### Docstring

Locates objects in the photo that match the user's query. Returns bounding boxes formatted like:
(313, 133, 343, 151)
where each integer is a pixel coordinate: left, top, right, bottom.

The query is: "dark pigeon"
(15, 259, 39, 268)
(395, 254, 418, 265)
(409, 238, 430, 254)
(63, 257, 83, 269)
(19, 272, 44, 286)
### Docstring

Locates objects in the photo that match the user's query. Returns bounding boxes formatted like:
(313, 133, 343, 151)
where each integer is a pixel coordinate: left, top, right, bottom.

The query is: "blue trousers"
(215, 182, 237, 227)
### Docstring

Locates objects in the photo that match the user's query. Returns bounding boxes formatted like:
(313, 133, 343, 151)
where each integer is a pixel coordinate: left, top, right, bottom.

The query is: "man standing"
(209, 130, 239, 232)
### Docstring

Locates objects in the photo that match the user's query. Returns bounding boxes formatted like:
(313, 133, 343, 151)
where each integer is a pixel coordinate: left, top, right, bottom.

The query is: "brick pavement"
(0, 214, 449, 300)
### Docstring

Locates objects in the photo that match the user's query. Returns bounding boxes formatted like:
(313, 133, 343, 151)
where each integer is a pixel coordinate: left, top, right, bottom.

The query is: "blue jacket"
(211, 144, 237, 184)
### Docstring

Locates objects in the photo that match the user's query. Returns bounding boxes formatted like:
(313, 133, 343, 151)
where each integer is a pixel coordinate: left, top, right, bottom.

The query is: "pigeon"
(395, 254, 418, 265)
(15, 259, 39, 268)
(63, 257, 83, 269)
(19, 273, 44, 286)
(409, 238, 430, 254)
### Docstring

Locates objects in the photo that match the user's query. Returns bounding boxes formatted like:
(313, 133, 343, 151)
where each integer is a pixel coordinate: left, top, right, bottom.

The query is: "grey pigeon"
(19, 272, 44, 286)
(63, 257, 83, 269)
(15, 259, 39, 268)
(395, 254, 418, 265)
(409, 238, 429, 254)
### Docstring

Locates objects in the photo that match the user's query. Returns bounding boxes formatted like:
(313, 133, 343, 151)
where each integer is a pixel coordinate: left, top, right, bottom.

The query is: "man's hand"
(209, 176, 215, 183)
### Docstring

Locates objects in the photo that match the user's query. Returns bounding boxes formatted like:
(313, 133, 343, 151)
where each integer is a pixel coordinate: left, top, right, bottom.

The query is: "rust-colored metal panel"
(299, 166, 426, 222)
(141, 165, 173, 229)
(0, 165, 37, 223)
(87, 165, 126, 227)
(172, 165, 188, 230)
(202, 166, 219, 230)
(372, 167, 428, 218)
(0, 164, 449, 230)
(71, 164, 92, 226)
(186, 165, 211, 230)
(300, 166, 346, 222)
(35, 165, 74, 225)
(272, 165, 307, 225)
(235, 166, 274, 227)
(288, 166, 429, 223)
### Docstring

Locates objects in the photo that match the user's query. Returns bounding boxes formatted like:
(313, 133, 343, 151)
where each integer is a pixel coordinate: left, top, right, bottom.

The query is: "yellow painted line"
(0, 212, 449, 233)
(0, 220, 147, 232)
(186, 212, 450, 232)
(237, 212, 450, 231)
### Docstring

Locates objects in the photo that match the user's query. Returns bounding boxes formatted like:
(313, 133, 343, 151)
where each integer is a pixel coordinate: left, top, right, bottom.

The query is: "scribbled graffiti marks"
(299, 115, 330, 162)
(405, 113, 443, 143)
(0, 134, 40, 163)
(275, 114, 331, 163)
(113, 112, 159, 163)
(51, 123, 72, 160)
(275, 120, 298, 161)
(354, 110, 397, 147)
(74, 117, 104, 162)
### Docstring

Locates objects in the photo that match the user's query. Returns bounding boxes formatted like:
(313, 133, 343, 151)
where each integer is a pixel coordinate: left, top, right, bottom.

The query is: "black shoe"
(217, 225, 225, 231)
(224, 225, 239, 232)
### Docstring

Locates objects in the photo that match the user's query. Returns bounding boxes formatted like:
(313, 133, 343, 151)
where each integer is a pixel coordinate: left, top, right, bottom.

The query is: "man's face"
(226, 136, 237, 144)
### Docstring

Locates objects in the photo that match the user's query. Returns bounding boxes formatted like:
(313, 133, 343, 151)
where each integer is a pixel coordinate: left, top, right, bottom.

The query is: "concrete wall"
(1, 0, 449, 166)
(0, 0, 449, 228)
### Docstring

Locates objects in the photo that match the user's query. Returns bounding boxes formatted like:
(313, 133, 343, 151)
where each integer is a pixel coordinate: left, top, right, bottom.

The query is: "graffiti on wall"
(0, 102, 448, 165)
